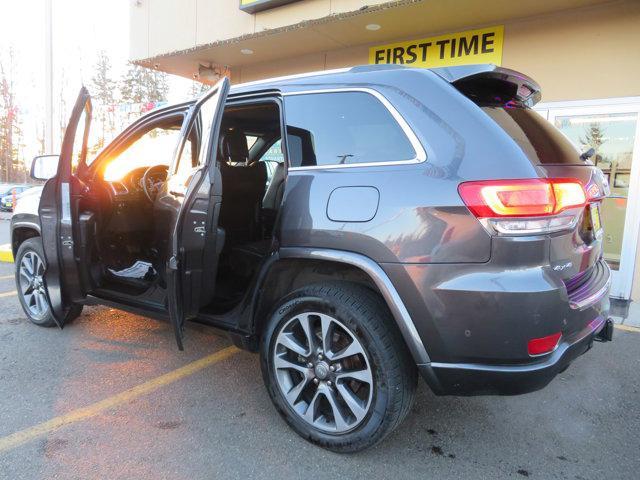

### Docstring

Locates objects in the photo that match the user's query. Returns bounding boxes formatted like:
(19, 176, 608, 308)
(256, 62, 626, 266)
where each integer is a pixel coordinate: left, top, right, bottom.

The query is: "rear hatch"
(443, 65, 609, 306)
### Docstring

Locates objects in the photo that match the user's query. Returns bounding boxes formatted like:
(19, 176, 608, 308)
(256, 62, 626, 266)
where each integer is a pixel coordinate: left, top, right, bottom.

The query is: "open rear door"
(164, 77, 230, 349)
(38, 87, 92, 327)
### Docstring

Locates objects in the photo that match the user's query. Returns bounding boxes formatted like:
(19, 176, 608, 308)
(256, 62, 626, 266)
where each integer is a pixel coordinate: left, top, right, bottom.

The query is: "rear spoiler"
(431, 64, 542, 107)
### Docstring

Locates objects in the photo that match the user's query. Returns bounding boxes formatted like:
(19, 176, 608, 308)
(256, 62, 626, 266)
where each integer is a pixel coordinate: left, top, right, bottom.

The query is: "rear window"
(482, 107, 584, 165)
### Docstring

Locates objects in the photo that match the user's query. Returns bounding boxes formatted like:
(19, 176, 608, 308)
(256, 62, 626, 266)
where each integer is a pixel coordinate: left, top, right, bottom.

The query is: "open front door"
(162, 77, 230, 349)
(39, 87, 92, 327)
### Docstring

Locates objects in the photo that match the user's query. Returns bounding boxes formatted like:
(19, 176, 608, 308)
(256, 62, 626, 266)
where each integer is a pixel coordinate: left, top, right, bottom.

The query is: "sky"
(0, 0, 194, 164)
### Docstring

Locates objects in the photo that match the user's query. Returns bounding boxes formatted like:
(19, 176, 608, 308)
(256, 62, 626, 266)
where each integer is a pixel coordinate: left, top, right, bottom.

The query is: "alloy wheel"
(273, 312, 374, 433)
(18, 250, 49, 317)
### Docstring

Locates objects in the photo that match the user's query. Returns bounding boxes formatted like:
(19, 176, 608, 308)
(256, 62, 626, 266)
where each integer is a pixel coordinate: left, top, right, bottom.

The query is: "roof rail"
(231, 67, 351, 90)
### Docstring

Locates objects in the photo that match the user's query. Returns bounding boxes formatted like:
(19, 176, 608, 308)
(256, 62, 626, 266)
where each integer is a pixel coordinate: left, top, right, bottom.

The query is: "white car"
(11, 186, 43, 216)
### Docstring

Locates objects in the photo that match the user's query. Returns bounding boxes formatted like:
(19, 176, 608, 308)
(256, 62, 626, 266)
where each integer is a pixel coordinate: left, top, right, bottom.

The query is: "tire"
(15, 237, 83, 327)
(260, 281, 417, 453)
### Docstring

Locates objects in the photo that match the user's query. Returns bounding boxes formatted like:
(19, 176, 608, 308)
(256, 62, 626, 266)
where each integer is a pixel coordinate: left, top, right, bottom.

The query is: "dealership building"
(129, 0, 640, 303)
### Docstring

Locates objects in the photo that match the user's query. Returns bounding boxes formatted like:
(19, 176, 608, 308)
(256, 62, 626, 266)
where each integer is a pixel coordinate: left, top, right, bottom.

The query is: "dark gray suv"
(11, 64, 613, 452)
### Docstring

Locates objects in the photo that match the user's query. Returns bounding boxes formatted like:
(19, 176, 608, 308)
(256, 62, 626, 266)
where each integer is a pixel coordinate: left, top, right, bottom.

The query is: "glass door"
(548, 103, 640, 299)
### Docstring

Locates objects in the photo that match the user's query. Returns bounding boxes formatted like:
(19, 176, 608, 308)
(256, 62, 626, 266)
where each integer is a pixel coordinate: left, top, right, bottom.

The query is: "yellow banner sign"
(369, 25, 504, 68)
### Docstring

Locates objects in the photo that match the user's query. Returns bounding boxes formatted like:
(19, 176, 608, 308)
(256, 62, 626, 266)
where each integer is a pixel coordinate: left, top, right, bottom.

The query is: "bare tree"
(189, 80, 209, 98)
(90, 50, 117, 149)
(0, 47, 24, 183)
(580, 122, 607, 166)
(120, 63, 169, 104)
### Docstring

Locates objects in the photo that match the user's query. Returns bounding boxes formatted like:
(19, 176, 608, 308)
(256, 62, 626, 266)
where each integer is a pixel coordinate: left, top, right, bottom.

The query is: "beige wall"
(502, 1, 640, 102)
(129, 0, 390, 61)
(236, 1, 640, 102)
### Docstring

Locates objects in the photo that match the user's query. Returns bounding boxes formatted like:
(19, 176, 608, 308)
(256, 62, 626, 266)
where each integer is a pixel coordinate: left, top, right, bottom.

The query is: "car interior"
(205, 101, 285, 314)
(82, 100, 286, 316)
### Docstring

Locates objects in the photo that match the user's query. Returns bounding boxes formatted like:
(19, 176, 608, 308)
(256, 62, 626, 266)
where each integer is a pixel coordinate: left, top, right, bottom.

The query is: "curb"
(0, 244, 13, 263)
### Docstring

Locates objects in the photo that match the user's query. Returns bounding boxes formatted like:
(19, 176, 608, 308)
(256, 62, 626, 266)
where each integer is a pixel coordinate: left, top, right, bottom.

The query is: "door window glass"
(70, 107, 92, 173)
(553, 112, 638, 270)
(171, 86, 225, 189)
(284, 91, 416, 167)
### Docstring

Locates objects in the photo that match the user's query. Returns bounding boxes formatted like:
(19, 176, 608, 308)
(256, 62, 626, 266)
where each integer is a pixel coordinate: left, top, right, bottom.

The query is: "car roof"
(152, 63, 540, 115)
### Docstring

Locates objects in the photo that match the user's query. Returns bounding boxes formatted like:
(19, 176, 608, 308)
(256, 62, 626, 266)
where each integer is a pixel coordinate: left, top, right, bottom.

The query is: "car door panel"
(39, 87, 92, 327)
(156, 77, 230, 349)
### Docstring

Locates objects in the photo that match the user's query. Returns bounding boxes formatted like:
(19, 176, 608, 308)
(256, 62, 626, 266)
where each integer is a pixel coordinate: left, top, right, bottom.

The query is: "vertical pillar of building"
(44, 0, 54, 154)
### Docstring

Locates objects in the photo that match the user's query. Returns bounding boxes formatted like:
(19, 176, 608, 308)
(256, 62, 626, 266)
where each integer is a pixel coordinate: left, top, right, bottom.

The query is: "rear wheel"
(260, 282, 417, 453)
(15, 237, 82, 327)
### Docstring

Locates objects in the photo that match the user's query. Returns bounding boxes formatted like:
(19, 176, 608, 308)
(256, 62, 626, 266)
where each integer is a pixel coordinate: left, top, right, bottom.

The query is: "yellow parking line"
(0, 290, 17, 298)
(0, 275, 14, 280)
(0, 345, 240, 454)
(614, 324, 640, 333)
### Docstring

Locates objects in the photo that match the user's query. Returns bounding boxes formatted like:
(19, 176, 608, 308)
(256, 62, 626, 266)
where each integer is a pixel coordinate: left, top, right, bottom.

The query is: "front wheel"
(260, 282, 417, 453)
(15, 237, 83, 327)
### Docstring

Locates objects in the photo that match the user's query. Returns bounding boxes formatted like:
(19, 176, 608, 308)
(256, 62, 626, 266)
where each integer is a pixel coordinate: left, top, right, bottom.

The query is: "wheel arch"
(253, 247, 431, 366)
(11, 221, 41, 257)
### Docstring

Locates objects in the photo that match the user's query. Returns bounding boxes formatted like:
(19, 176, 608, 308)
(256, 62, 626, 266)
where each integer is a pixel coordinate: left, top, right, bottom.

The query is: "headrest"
(220, 128, 248, 163)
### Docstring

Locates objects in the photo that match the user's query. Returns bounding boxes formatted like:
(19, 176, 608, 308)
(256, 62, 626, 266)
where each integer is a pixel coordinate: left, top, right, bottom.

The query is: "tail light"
(458, 179, 586, 235)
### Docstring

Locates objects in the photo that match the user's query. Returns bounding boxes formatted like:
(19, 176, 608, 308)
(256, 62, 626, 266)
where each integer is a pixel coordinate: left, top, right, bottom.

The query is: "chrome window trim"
(283, 88, 427, 171)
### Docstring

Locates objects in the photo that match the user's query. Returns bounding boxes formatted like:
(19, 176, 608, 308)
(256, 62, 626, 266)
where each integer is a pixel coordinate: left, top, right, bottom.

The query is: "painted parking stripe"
(0, 345, 240, 454)
(614, 324, 640, 333)
(0, 290, 17, 298)
(0, 275, 14, 280)
(0, 244, 13, 263)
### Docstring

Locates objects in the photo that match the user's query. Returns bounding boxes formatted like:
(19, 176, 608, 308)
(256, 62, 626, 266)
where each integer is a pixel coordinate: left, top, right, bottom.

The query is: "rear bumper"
(420, 314, 610, 396)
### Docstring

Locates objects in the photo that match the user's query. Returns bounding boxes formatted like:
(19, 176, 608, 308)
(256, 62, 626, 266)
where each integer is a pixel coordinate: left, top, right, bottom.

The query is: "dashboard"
(100, 165, 168, 235)
(106, 165, 168, 201)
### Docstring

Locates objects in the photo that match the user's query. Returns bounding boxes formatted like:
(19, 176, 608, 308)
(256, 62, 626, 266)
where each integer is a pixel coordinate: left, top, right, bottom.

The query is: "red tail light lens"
(528, 332, 562, 356)
(459, 179, 586, 218)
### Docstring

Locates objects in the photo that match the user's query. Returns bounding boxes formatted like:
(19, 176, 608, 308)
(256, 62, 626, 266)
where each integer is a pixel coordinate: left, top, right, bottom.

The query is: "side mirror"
(31, 155, 60, 181)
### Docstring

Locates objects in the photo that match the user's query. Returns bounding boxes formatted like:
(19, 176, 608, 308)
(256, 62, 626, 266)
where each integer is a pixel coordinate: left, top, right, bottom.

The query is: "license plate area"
(589, 203, 602, 235)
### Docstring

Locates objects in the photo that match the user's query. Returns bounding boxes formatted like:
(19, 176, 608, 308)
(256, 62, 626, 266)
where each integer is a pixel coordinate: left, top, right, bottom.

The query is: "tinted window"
(481, 107, 584, 165)
(284, 92, 416, 167)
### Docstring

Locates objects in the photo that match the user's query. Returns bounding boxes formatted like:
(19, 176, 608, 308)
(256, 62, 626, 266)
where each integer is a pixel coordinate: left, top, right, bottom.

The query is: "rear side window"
(481, 107, 583, 165)
(284, 91, 416, 168)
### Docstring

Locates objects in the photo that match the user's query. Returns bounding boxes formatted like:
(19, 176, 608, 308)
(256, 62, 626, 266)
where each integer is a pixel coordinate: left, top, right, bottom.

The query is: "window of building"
(284, 91, 416, 168)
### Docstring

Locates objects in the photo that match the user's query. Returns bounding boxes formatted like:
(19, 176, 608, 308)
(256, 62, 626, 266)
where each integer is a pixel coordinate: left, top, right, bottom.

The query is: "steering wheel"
(141, 164, 169, 203)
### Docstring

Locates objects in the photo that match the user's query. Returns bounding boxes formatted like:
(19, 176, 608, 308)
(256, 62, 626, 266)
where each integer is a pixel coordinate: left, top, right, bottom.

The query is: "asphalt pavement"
(0, 259, 638, 479)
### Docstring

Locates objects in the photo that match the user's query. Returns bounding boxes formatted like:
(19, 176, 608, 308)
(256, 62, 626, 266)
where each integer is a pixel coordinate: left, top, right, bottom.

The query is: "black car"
(11, 64, 612, 452)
